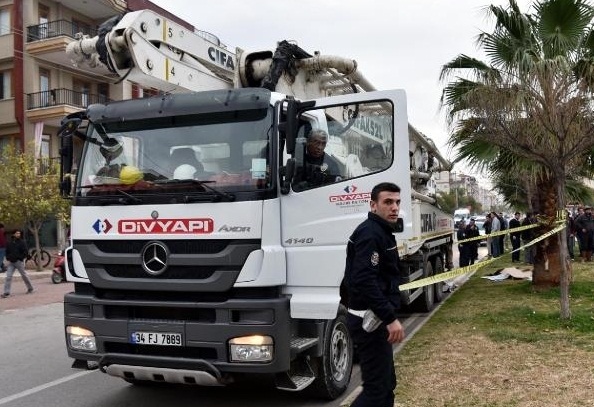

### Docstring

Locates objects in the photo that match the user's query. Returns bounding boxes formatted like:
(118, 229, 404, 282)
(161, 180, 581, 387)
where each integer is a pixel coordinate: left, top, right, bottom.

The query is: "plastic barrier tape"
(399, 222, 566, 291)
(456, 222, 538, 244)
(457, 218, 565, 244)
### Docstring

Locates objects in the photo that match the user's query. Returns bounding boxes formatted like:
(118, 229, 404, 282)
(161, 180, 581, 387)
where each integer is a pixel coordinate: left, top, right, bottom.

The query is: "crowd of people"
(457, 205, 594, 266)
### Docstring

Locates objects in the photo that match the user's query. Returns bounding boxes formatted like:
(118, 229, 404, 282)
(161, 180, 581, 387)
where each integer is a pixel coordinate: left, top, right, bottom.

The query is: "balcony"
(26, 20, 97, 43)
(25, 20, 112, 75)
(26, 89, 111, 125)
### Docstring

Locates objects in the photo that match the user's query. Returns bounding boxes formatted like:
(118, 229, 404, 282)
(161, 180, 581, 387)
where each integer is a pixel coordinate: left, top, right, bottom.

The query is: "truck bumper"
(64, 290, 292, 381)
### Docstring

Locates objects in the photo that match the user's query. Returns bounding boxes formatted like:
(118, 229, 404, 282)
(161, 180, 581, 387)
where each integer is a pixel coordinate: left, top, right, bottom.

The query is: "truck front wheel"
(433, 257, 445, 303)
(413, 259, 435, 312)
(310, 306, 353, 400)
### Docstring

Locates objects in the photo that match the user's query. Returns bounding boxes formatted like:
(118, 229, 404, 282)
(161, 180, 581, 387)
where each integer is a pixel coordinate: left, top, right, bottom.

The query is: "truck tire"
(413, 260, 434, 312)
(309, 306, 353, 400)
(433, 257, 445, 303)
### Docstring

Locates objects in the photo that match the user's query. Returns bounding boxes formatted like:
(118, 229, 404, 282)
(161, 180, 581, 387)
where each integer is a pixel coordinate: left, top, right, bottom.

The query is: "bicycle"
(27, 247, 52, 268)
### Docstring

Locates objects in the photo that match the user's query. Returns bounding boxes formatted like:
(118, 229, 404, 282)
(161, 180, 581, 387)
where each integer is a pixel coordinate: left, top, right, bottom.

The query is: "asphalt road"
(0, 246, 482, 407)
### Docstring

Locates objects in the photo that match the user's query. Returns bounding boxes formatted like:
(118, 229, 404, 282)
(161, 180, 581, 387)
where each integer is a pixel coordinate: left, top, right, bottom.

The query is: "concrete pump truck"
(58, 9, 454, 399)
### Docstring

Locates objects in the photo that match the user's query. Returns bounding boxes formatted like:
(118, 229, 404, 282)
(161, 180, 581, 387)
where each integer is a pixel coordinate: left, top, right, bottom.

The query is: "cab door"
(279, 90, 413, 317)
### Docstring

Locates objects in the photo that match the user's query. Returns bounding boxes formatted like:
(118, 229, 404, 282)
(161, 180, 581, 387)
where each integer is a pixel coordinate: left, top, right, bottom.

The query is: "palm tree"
(440, 0, 594, 319)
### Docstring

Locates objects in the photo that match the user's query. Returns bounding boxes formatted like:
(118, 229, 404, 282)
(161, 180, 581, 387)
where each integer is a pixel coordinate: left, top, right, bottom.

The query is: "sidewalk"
(0, 268, 53, 283)
(0, 268, 71, 313)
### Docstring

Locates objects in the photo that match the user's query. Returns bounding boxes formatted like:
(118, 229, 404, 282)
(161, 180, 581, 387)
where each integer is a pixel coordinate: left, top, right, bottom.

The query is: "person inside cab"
(295, 129, 342, 189)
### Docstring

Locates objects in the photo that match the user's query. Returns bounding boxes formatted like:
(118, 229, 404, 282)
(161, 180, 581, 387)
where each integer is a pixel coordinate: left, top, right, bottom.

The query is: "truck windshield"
(75, 109, 273, 202)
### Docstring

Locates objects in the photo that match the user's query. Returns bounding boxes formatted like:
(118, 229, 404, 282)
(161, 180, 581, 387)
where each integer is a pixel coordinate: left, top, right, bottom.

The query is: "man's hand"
(386, 319, 405, 344)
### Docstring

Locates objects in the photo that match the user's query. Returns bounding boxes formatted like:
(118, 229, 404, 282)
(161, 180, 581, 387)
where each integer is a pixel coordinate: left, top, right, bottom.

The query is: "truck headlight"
(229, 335, 273, 362)
(66, 326, 97, 352)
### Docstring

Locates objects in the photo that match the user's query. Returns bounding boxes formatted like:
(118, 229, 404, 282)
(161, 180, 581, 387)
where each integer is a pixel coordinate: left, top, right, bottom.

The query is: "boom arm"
(66, 10, 237, 92)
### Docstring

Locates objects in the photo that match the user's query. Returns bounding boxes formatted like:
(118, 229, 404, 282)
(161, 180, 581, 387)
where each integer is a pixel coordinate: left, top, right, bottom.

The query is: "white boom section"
(66, 10, 237, 92)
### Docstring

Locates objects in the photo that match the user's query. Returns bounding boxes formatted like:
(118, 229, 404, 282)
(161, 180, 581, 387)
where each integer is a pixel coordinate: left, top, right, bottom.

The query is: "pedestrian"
(521, 212, 536, 264)
(490, 211, 501, 258)
(508, 212, 522, 262)
(1, 230, 34, 298)
(575, 206, 594, 262)
(566, 210, 576, 261)
(342, 182, 405, 407)
(465, 218, 480, 265)
(457, 219, 470, 267)
(497, 212, 507, 254)
(0, 223, 6, 273)
(575, 206, 585, 259)
(484, 213, 492, 258)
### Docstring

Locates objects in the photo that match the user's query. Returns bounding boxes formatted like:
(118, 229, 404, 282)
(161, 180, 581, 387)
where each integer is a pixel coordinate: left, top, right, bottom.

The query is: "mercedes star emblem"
(141, 241, 169, 275)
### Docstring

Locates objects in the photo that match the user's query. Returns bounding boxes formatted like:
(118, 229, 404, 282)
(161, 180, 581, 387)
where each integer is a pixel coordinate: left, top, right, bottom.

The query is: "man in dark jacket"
(521, 212, 536, 264)
(508, 212, 522, 262)
(1, 230, 34, 297)
(465, 218, 480, 264)
(0, 222, 6, 272)
(575, 206, 594, 261)
(302, 129, 342, 186)
(343, 182, 405, 407)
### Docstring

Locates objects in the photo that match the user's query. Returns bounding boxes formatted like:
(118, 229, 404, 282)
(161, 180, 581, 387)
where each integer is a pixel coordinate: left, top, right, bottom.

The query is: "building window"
(39, 68, 51, 106)
(73, 79, 90, 107)
(0, 7, 10, 36)
(97, 83, 109, 103)
(72, 19, 91, 37)
(0, 70, 12, 99)
(38, 4, 49, 39)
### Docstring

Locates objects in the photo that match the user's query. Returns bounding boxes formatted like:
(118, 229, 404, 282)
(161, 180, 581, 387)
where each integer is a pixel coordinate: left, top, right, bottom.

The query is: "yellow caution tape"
(457, 217, 566, 245)
(457, 222, 538, 244)
(399, 222, 567, 291)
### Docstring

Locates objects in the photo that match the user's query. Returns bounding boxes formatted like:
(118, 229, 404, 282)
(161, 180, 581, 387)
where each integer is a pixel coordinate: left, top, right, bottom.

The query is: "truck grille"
(105, 265, 217, 280)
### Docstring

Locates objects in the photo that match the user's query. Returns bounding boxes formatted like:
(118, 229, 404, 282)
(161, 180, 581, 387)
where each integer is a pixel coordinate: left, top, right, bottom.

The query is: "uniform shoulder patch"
(370, 251, 379, 266)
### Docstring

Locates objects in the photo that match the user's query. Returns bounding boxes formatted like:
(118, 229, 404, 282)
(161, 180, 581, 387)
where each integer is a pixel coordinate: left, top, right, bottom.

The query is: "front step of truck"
(275, 357, 316, 391)
(275, 336, 319, 391)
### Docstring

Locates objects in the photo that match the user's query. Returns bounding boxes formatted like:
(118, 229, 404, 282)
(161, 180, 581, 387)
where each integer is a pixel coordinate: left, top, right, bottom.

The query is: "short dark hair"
(371, 182, 401, 201)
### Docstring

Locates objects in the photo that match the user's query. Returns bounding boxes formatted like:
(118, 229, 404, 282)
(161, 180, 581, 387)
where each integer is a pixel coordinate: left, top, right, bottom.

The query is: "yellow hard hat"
(119, 165, 143, 185)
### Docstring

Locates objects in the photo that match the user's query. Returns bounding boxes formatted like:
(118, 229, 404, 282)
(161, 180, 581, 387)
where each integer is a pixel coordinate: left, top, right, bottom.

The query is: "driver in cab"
(302, 129, 342, 186)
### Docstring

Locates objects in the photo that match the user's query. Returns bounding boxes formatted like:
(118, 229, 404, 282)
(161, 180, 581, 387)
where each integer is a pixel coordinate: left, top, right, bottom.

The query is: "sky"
(148, 0, 534, 166)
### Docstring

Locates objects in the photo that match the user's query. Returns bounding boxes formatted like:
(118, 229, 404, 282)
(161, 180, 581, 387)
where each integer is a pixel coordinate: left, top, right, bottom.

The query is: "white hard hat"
(173, 164, 196, 180)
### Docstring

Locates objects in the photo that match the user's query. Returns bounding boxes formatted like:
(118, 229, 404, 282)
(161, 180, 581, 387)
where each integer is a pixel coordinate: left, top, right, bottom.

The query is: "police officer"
(342, 182, 405, 407)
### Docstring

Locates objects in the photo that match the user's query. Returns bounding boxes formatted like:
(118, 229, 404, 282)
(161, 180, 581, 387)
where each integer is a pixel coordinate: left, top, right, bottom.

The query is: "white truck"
(58, 10, 454, 399)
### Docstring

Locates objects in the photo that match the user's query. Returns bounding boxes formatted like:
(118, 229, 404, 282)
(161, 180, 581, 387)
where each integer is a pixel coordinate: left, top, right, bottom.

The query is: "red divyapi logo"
(329, 185, 370, 203)
(118, 218, 214, 234)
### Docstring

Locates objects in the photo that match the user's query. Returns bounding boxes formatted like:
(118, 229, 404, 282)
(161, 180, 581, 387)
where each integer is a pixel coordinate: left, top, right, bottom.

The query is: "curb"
(0, 270, 52, 283)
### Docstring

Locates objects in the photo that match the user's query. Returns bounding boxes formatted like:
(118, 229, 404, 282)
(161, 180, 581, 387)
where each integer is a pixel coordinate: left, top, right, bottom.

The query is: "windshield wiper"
(193, 179, 235, 202)
(116, 189, 142, 204)
(154, 179, 236, 202)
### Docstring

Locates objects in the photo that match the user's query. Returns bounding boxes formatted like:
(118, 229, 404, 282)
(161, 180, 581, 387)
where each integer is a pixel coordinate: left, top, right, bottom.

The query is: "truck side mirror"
(394, 218, 404, 233)
(278, 98, 313, 155)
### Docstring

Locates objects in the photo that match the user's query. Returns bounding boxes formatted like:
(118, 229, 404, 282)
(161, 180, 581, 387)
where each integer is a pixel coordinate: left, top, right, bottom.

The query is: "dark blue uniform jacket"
(343, 212, 402, 324)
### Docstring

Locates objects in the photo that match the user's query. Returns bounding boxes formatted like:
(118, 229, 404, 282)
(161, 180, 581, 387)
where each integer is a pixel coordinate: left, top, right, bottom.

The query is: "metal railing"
(26, 20, 97, 42)
(27, 88, 111, 110)
(36, 157, 60, 176)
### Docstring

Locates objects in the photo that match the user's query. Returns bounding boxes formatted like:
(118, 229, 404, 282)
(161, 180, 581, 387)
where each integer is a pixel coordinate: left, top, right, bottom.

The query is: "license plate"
(130, 332, 182, 346)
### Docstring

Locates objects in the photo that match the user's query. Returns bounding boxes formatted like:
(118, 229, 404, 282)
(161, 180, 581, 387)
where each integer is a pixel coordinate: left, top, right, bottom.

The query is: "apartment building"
(1, 0, 193, 246)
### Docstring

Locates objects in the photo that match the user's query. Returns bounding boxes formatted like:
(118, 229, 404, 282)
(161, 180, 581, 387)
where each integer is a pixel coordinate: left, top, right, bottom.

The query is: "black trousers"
(347, 314, 396, 407)
(511, 236, 521, 261)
